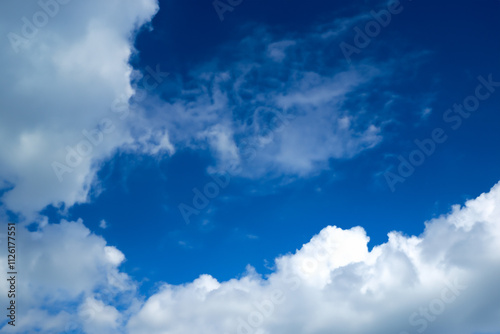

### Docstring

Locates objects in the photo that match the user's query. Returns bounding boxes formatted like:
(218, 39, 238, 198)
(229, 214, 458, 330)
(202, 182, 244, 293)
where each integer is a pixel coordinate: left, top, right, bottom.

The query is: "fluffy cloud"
(0, 0, 160, 218)
(1, 182, 499, 333)
(127, 181, 500, 334)
(0, 218, 135, 333)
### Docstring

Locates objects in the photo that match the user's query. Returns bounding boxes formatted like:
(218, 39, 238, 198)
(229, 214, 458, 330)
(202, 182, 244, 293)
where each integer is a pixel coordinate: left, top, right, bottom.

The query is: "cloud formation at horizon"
(2, 181, 499, 333)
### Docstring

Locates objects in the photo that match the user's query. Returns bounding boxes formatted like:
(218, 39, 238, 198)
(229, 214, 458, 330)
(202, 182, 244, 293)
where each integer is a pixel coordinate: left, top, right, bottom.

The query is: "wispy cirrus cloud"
(139, 24, 429, 180)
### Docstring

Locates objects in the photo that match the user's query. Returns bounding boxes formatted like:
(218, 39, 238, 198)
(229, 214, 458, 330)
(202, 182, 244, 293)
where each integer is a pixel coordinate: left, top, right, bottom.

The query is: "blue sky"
(74, 0, 500, 289)
(1, 0, 500, 333)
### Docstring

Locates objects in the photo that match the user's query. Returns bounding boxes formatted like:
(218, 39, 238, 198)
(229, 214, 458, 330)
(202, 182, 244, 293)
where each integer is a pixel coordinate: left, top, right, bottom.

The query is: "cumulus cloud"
(0, 0, 160, 218)
(0, 218, 135, 333)
(1, 182, 499, 333)
(78, 297, 122, 334)
(127, 181, 500, 334)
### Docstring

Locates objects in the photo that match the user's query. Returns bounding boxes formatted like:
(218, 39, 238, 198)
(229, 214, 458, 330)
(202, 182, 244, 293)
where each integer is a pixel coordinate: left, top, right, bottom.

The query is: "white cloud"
(143, 34, 394, 179)
(104, 245, 126, 266)
(267, 40, 296, 62)
(1, 182, 500, 333)
(127, 181, 500, 334)
(0, 218, 135, 333)
(202, 124, 241, 173)
(79, 297, 122, 334)
(0, 0, 160, 219)
(100, 219, 108, 229)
